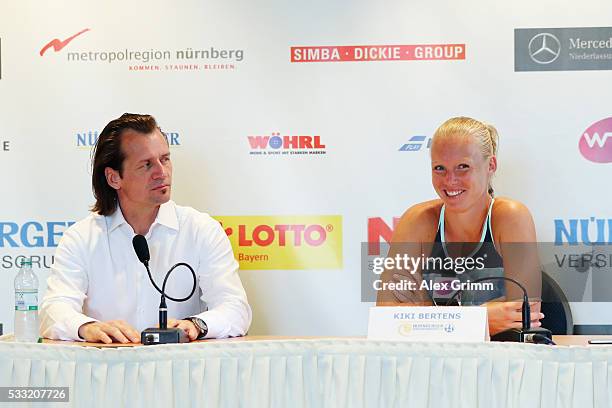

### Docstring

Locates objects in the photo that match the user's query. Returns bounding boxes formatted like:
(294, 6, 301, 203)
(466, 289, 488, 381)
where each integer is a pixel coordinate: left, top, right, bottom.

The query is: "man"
(40, 113, 251, 343)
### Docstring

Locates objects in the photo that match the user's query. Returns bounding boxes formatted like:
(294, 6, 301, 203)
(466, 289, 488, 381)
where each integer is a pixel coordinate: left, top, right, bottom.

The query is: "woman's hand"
(486, 301, 543, 335)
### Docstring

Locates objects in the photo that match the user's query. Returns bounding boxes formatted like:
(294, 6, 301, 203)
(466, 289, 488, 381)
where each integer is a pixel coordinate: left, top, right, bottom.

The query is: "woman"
(377, 117, 543, 335)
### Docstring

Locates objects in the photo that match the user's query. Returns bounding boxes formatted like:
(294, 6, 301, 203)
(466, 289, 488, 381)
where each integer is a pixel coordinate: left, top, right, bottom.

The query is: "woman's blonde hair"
(432, 116, 499, 195)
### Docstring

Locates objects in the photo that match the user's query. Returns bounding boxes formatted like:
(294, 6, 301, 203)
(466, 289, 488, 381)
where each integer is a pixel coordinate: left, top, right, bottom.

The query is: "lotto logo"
(215, 215, 343, 270)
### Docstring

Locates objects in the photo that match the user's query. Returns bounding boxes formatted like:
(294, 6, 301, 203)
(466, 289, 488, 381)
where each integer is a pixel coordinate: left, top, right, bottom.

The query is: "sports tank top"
(423, 198, 505, 306)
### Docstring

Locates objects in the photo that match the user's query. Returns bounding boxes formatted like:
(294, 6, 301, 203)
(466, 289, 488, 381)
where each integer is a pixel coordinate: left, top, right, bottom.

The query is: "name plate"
(367, 306, 489, 342)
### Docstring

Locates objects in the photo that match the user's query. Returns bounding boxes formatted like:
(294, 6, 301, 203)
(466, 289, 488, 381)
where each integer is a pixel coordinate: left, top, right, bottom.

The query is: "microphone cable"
(445, 276, 530, 329)
(132, 235, 197, 329)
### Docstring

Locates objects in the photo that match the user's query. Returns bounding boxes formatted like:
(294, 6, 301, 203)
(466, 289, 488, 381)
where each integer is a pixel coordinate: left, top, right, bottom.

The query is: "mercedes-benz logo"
(528, 33, 561, 64)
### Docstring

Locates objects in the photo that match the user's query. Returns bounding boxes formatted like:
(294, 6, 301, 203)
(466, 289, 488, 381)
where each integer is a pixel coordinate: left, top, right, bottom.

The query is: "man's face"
(106, 129, 172, 212)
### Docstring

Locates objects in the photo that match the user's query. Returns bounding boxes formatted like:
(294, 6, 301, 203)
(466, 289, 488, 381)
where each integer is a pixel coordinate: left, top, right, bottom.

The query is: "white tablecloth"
(1, 338, 611, 408)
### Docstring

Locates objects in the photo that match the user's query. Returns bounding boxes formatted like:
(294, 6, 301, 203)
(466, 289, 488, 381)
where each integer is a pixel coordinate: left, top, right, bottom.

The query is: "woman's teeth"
(446, 190, 463, 197)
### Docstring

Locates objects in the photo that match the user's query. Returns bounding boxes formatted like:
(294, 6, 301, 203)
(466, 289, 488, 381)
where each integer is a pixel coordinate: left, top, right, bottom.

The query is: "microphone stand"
(445, 276, 553, 344)
(140, 261, 197, 345)
(133, 235, 197, 345)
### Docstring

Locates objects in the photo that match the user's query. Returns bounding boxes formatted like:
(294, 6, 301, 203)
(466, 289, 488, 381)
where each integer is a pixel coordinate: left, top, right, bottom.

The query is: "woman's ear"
(488, 155, 497, 174)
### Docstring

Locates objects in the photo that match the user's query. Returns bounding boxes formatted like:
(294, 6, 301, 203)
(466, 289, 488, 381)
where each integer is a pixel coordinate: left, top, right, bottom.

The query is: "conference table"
(1, 335, 611, 407)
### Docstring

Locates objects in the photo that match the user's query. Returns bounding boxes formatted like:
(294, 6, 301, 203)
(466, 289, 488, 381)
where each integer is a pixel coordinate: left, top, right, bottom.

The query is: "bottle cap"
(18, 258, 33, 267)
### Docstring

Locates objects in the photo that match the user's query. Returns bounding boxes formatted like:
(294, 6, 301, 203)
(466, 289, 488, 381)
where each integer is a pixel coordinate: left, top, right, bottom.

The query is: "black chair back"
(540, 271, 573, 335)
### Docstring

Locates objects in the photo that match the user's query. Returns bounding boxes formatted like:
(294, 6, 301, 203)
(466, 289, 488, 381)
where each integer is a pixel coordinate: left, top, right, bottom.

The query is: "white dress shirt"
(40, 201, 252, 341)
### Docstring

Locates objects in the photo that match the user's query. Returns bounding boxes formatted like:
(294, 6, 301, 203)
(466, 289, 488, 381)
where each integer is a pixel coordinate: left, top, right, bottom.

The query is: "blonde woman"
(377, 117, 543, 335)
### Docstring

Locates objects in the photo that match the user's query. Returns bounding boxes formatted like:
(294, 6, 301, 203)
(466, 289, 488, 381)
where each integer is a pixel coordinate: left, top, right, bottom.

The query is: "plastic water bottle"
(14, 259, 39, 342)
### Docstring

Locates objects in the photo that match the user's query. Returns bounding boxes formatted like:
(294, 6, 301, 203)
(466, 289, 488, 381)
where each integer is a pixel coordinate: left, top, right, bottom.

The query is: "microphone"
(132, 235, 197, 345)
(445, 276, 554, 344)
(132, 234, 150, 266)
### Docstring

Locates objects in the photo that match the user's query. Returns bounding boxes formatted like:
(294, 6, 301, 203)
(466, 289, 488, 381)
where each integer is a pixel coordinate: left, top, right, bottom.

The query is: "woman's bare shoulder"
(492, 197, 533, 219)
(491, 197, 536, 241)
(392, 199, 443, 242)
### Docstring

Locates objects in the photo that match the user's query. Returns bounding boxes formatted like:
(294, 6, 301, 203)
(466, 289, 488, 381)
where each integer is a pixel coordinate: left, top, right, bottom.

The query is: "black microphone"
(444, 276, 554, 344)
(132, 235, 197, 345)
(132, 234, 150, 267)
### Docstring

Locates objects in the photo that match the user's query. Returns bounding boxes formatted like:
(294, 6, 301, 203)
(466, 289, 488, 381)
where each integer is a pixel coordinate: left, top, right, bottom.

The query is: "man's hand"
(486, 301, 543, 335)
(167, 319, 200, 341)
(78, 320, 140, 344)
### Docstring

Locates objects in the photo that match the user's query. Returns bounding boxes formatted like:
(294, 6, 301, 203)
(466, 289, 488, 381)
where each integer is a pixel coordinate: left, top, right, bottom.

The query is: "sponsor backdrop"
(0, 0, 611, 335)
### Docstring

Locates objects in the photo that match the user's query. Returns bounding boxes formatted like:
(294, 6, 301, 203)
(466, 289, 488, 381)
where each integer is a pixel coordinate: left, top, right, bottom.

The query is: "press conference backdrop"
(0, 0, 611, 335)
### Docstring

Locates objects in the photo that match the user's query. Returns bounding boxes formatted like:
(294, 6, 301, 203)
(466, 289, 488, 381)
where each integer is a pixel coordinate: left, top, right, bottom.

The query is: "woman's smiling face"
(430, 133, 496, 212)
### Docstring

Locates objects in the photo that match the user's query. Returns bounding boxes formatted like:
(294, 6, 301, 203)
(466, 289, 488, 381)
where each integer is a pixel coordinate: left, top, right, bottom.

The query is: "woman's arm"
(376, 202, 439, 306)
(487, 198, 543, 334)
